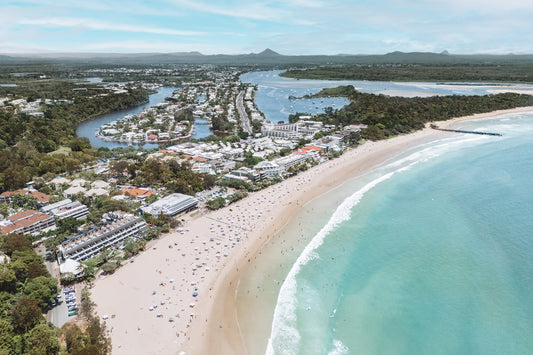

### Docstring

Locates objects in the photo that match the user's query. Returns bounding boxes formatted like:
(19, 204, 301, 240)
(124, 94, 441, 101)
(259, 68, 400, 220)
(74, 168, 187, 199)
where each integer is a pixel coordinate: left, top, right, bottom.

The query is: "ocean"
(259, 112, 533, 354)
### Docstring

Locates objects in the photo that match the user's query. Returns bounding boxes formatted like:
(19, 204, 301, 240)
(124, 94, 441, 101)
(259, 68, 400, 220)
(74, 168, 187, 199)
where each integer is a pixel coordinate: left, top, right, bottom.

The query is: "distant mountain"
(2, 50, 533, 66)
(255, 48, 282, 57)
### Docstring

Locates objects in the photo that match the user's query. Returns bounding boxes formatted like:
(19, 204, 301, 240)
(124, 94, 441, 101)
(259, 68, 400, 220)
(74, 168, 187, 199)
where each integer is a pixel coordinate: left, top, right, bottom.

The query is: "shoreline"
(90, 106, 533, 355)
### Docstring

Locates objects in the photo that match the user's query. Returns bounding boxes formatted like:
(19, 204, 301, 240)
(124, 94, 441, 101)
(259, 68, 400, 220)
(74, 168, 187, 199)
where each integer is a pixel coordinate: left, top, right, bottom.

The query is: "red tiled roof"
(123, 188, 154, 198)
(303, 145, 323, 151)
(1, 210, 53, 235)
(8, 209, 39, 222)
(0, 189, 51, 203)
(28, 190, 51, 203)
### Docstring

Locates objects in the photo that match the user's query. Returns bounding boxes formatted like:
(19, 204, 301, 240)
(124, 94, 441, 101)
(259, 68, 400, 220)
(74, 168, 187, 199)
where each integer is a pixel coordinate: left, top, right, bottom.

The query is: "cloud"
(18, 17, 205, 36)
(77, 40, 244, 54)
(166, 0, 315, 25)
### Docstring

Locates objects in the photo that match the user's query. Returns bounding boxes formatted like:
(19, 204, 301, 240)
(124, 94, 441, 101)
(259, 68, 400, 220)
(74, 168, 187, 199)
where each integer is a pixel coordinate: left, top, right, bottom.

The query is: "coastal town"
(3, 56, 533, 354)
(0, 64, 369, 352)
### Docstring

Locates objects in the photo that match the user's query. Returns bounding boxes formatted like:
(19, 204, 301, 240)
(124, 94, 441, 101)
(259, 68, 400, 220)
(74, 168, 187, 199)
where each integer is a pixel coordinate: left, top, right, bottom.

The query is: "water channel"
(76, 86, 216, 149)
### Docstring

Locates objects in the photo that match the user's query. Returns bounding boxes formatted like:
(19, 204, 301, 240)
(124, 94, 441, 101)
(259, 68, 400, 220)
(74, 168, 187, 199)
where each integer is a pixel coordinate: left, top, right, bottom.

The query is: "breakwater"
(432, 127, 502, 136)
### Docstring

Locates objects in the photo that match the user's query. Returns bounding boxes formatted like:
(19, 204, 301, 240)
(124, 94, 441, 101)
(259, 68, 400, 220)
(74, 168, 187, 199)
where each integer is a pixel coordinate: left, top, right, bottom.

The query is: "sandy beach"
(91, 106, 533, 355)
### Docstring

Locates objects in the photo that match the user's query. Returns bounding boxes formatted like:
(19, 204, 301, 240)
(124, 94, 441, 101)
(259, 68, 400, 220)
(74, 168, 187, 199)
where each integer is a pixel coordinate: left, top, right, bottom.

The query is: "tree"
(0, 318, 14, 354)
(0, 267, 17, 293)
(23, 276, 58, 309)
(27, 261, 47, 279)
(11, 297, 43, 332)
(0, 203, 9, 218)
(1, 234, 32, 256)
(25, 323, 60, 355)
(10, 194, 38, 210)
(313, 131, 325, 140)
(100, 262, 118, 274)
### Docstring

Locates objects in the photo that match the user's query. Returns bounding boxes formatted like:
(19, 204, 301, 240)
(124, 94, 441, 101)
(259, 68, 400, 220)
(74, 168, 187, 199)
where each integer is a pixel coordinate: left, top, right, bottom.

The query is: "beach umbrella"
(192, 292, 198, 297)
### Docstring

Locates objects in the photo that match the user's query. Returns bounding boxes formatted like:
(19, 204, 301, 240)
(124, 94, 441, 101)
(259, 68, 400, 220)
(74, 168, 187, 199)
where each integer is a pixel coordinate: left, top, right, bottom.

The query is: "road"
(47, 299, 69, 328)
(43, 257, 70, 328)
(236, 90, 252, 134)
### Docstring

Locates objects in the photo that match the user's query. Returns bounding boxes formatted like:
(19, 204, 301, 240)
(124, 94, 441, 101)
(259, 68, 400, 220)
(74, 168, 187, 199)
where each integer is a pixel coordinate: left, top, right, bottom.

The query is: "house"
(122, 188, 155, 200)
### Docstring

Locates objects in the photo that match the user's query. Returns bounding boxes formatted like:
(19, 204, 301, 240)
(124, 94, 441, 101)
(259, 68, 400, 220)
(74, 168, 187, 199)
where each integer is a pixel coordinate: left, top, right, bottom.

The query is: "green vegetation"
(61, 288, 111, 355)
(0, 88, 150, 193)
(205, 191, 248, 210)
(281, 64, 533, 83)
(299, 85, 533, 141)
(0, 234, 105, 355)
(115, 158, 216, 194)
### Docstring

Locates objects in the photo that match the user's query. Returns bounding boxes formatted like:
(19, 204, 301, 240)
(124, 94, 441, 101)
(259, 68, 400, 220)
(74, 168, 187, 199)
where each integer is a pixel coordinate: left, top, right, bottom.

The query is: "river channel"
(77, 72, 533, 149)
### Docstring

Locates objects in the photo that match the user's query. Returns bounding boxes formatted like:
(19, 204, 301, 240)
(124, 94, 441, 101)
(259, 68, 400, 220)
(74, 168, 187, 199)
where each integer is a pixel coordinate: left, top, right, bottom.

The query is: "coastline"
(90, 106, 533, 355)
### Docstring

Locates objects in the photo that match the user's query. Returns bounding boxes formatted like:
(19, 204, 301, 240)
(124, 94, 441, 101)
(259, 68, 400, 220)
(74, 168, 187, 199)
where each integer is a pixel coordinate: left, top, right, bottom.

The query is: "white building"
(272, 153, 308, 170)
(253, 161, 284, 179)
(59, 211, 148, 262)
(41, 199, 89, 220)
(140, 193, 198, 217)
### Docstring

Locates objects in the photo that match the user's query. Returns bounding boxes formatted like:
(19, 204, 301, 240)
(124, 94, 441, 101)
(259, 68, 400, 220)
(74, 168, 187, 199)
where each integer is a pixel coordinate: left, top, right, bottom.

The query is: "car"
(68, 310, 78, 316)
(50, 299, 57, 306)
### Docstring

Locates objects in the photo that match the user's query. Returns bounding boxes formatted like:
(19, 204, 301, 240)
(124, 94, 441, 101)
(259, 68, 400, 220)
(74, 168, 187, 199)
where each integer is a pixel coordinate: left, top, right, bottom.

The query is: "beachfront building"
(0, 210, 56, 236)
(272, 153, 308, 170)
(261, 123, 301, 139)
(41, 199, 89, 220)
(253, 161, 284, 179)
(140, 193, 198, 217)
(222, 167, 260, 183)
(59, 211, 148, 262)
(261, 120, 325, 139)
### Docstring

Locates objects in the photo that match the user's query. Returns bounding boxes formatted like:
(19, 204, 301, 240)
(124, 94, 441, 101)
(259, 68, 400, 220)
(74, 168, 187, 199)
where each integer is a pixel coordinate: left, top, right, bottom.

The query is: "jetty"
(432, 127, 502, 136)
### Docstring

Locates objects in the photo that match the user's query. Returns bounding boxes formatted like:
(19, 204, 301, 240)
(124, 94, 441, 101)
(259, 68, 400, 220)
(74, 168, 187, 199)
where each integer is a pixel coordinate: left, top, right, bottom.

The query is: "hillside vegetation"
(296, 85, 533, 140)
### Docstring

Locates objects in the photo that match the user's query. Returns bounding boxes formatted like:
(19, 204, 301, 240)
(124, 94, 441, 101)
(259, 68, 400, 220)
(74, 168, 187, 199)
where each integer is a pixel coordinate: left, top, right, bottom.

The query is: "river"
(76, 87, 215, 149)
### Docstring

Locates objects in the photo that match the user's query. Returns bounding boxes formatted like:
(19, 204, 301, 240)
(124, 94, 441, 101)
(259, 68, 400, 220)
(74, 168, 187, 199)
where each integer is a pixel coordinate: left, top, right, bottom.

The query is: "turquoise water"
(267, 113, 533, 354)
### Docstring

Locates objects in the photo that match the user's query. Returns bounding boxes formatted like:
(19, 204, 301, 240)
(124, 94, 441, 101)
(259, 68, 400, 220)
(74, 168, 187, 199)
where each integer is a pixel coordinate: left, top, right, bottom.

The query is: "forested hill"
(297, 85, 533, 140)
(0, 88, 149, 192)
(281, 64, 533, 83)
(3, 50, 533, 67)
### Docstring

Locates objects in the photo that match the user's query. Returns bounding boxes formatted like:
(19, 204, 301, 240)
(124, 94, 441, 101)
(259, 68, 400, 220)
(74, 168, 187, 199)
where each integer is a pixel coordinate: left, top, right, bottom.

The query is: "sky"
(2, 0, 533, 55)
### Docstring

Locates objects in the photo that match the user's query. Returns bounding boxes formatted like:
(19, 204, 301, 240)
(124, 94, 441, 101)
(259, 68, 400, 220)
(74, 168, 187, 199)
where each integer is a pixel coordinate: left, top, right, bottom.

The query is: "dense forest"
(0, 88, 149, 192)
(293, 85, 533, 140)
(0, 233, 110, 354)
(281, 64, 533, 83)
(110, 158, 216, 194)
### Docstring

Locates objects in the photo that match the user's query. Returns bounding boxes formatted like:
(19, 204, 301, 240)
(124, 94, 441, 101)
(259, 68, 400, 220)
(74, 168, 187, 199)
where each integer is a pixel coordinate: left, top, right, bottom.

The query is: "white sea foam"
(266, 171, 395, 355)
(266, 135, 489, 355)
(328, 339, 349, 355)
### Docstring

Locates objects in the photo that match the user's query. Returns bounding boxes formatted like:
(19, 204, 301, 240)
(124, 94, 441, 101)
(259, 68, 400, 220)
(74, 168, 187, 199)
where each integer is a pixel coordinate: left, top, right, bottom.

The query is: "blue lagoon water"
(76, 87, 175, 149)
(265, 113, 533, 354)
